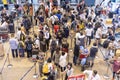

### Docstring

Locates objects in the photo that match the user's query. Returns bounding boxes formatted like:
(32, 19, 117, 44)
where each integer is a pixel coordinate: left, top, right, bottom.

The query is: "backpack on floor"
(103, 40, 110, 49)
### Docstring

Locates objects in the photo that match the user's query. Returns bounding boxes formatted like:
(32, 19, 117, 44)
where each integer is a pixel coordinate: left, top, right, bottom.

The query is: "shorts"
(96, 38, 100, 40)
(88, 57, 95, 61)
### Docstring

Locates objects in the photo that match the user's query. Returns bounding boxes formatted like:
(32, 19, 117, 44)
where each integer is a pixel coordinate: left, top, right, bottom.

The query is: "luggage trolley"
(0, 27, 9, 42)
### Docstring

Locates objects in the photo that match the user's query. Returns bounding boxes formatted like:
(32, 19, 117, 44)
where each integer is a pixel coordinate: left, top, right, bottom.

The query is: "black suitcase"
(40, 41, 46, 52)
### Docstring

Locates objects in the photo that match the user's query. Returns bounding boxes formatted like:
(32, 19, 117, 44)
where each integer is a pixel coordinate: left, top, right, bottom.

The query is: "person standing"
(59, 52, 68, 72)
(95, 26, 102, 47)
(37, 52, 45, 77)
(64, 63, 74, 80)
(89, 43, 98, 68)
(18, 41, 25, 57)
(49, 37, 57, 59)
(9, 34, 19, 58)
(2, 0, 8, 10)
(44, 27, 51, 50)
(73, 45, 79, 65)
(85, 24, 93, 46)
(25, 37, 33, 58)
(110, 57, 120, 80)
(53, 46, 60, 67)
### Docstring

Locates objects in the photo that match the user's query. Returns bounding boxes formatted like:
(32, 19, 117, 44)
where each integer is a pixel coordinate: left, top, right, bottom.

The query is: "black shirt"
(89, 46, 98, 58)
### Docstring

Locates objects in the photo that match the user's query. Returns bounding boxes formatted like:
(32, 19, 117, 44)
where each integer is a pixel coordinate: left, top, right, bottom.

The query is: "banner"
(68, 74, 85, 80)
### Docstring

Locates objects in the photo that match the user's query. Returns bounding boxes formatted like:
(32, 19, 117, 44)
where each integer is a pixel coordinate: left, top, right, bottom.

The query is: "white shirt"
(80, 13, 86, 20)
(50, 15, 58, 24)
(44, 31, 49, 39)
(83, 70, 100, 80)
(113, 41, 120, 49)
(34, 38, 40, 48)
(75, 32, 81, 45)
(85, 28, 93, 36)
(95, 28, 102, 38)
(1, 21, 8, 28)
(9, 38, 18, 49)
(75, 32, 81, 39)
(16, 31, 21, 40)
(66, 68, 74, 77)
(59, 53, 67, 67)
(48, 63, 53, 72)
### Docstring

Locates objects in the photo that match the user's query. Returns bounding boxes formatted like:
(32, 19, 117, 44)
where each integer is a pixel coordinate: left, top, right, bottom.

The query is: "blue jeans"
(11, 49, 18, 58)
(19, 48, 25, 57)
(73, 55, 78, 65)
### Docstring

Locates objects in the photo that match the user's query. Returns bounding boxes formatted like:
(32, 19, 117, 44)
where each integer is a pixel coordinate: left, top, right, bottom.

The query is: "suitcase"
(40, 41, 46, 52)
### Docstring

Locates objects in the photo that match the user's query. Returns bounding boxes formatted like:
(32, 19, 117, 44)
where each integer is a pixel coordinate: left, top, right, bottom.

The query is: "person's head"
(67, 63, 72, 70)
(62, 52, 65, 56)
(80, 32, 83, 35)
(28, 36, 31, 40)
(93, 42, 97, 46)
(47, 58, 52, 63)
(11, 34, 14, 38)
(93, 70, 98, 76)
(34, 34, 37, 38)
(56, 46, 60, 52)
(18, 27, 21, 31)
(29, 3, 32, 7)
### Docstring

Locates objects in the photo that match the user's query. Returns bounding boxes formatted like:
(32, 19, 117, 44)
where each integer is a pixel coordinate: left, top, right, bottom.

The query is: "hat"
(84, 49, 88, 53)
(80, 46, 84, 50)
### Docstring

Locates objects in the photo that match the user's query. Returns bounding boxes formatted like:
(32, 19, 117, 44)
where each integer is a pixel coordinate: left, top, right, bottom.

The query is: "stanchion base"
(103, 74, 110, 79)
(7, 64, 13, 68)
(33, 73, 38, 78)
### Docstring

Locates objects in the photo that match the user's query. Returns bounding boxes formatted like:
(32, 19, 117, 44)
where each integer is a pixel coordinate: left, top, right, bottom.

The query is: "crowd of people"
(0, 0, 120, 80)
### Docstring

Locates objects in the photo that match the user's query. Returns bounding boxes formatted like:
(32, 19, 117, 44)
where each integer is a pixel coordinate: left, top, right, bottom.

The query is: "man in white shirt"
(16, 27, 21, 40)
(75, 31, 81, 45)
(95, 27, 102, 46)
(44, 28, 50, 50)
(85, 26, 93, 45)
(83, 70, 100, 80)
(50, 14, 58, 26)
(9, 34, 19, 58)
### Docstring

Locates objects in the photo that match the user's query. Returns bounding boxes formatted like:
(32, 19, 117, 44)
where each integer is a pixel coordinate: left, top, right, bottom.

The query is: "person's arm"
(83, 70, 91, 75)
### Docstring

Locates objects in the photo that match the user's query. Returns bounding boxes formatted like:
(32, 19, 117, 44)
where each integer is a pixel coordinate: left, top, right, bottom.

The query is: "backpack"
(103, 40, 110, 48)
(42, 63, 49, 74)
(26, 42, 32, 50)
(20, 32, 25, 41)
(51, 40, 56, 49)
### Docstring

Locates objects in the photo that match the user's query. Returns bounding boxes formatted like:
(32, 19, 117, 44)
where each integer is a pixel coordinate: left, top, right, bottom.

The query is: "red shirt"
(54, 25, 59, 33)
